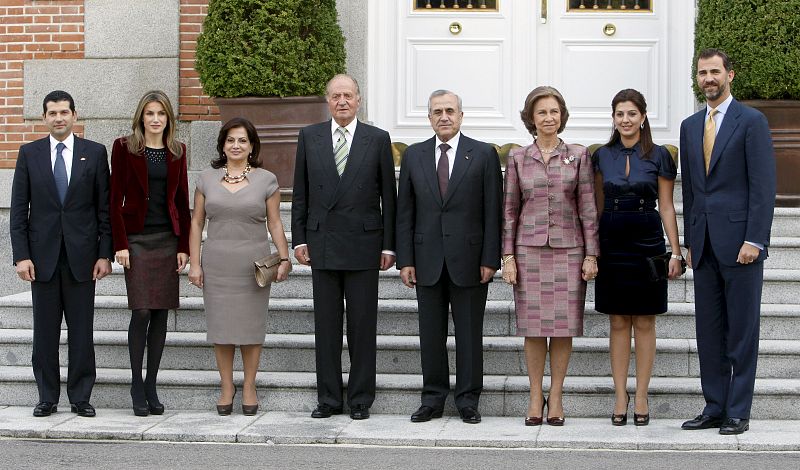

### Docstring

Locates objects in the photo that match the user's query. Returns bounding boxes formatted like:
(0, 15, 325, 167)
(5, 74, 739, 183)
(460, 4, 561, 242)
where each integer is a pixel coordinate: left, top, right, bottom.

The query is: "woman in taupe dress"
(188, 117, 290, 415)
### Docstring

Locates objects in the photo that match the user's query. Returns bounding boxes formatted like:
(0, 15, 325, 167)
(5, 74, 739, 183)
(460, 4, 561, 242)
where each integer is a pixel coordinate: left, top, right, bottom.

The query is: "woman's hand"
(502, 259, 517, 285)
(115, 249, 130, 269)
(668, 257, 683, 279)
(188, 264, 203, 289)
(581, 256, 598, 282)
(276, 260, 291, 282)
(176, 253, 189, 273)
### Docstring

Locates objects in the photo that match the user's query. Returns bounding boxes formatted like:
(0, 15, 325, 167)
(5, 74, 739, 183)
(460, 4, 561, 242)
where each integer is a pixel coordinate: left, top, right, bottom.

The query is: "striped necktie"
(334, 127, 349, 176)
(703, 108, 718, 174)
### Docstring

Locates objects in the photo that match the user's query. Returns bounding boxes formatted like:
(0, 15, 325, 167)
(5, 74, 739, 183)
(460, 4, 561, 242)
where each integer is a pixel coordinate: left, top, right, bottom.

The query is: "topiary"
(693, 0, 800, 101)
(195, 0, 347, 98)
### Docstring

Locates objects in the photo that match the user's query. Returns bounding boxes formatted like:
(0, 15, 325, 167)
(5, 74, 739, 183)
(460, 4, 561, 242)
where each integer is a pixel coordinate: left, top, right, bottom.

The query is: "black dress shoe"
(681, 414, 723, 430)
(719, 418, 749, 435)
(350, 404, 370, 420)
(33, 402, 57, 417)
(311, 404, 343, 418)
(410, 405, 443, 423)
(70, 402, 96, 417)
(459, 406, 481, 424)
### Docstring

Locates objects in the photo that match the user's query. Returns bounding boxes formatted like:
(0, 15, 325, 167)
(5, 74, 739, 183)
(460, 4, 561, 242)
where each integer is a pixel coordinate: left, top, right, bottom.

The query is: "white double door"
(367, 1, 695, 147)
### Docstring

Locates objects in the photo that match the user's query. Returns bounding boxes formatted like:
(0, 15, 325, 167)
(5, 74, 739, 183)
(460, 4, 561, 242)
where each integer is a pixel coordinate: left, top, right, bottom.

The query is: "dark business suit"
(680, 98, 775, 420)
(291, 120, 396, 409)
(396, 134, 502, 410)
(10, 135, 112, 404)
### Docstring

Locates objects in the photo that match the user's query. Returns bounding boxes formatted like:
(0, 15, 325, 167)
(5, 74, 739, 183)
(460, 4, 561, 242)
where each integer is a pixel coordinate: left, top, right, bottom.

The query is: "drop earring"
(640, 122, 645, 129)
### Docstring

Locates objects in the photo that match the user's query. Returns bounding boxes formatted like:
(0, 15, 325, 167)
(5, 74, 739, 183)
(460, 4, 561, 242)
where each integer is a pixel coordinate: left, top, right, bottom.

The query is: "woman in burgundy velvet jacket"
(110, 90, 191, 416)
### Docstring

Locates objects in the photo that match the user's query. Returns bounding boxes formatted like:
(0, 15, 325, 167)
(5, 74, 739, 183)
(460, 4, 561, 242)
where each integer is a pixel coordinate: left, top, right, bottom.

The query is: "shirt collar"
(50, 133, 75, 152)
(435, 132, 461, 151)
(707, 93, 733, 116)
(331, 118, 358, 137)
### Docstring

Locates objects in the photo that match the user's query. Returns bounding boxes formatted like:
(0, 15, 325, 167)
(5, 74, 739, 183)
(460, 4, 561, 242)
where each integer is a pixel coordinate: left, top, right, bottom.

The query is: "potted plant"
(196, 0, 347, 191)
(694, 0, 800, 206)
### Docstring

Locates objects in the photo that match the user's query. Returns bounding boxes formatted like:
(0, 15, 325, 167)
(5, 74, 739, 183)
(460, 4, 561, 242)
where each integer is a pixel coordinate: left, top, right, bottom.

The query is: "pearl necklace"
(536, 138, 562, 154)
(223, 163, 251, 184)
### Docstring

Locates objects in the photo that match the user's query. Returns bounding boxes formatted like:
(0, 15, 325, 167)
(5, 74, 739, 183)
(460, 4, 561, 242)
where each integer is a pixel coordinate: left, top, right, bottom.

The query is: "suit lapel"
(313, 121, 339, 183)
(34, 138, 61, 204)
(420, 138, 443, 206)
(689, 111, 708, 183)
(443, 136, 474, 206)
(333, 124, 371, 204)
(707, 100, 741, 176)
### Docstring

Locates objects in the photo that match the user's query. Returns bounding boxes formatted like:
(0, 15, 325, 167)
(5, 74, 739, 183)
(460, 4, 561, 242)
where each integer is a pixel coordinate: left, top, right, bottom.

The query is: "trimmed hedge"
(694, 0, 800, 100)
(195, 0, 346, 97)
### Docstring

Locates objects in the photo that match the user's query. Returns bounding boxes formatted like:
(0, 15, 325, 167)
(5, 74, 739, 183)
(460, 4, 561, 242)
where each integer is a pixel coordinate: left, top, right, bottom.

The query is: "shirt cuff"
(744, 241, 764, 251)
(382, 250, 396, 256)
(293, 243, 307, 249)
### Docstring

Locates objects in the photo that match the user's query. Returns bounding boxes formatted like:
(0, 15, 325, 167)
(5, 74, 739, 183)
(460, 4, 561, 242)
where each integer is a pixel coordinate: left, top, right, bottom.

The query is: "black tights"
(128, 309, 168, 404)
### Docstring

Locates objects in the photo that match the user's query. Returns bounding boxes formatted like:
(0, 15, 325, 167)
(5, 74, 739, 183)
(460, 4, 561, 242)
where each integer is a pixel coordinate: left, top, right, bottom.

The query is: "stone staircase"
(2, 188, 800, 419)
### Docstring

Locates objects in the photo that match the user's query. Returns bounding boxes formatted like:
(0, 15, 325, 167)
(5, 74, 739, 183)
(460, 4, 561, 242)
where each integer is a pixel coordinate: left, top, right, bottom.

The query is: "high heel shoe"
(131, 385, 149, 417)
(634, 396, 650, 426)
(524, 394, 546, 426)
(545, 395, 565, 426)
(216, 387, 236, 416)
(611, 392, 630, 426)
(145, 384, 164, 415)
(242, 403, 259, 416)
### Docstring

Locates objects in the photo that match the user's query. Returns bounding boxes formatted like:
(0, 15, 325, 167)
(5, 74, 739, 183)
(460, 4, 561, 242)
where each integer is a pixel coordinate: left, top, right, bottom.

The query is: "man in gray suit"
(292, 74, 397, 420)
(396, 90, 503, 424)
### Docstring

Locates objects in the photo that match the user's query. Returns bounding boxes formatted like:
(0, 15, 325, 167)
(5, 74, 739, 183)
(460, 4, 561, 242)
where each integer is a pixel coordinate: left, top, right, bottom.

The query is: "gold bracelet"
(502, 254, 515, 264)
(583, 257, 597, 263)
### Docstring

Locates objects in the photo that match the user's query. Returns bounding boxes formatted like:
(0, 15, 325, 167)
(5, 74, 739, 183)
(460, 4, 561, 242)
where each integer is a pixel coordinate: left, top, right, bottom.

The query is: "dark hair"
(605, 88, 654, 159)
(212, 117, 262, 169)
(697, 48, 733, 72)
(520, 86, 569, 136)
(42, 90, 75, 114)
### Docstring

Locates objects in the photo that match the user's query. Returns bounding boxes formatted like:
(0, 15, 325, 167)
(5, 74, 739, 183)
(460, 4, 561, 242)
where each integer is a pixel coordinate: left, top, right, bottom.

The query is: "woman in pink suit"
(502, 86, 599, 426)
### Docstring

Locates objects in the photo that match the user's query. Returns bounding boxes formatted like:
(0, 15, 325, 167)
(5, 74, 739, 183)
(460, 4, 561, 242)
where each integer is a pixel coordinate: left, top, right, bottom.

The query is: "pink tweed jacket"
(502, 141, 599, 255)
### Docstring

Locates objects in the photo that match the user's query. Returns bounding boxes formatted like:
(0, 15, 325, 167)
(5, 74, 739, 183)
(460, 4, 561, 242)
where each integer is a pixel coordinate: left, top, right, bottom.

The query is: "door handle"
(541, 0, 547, 24)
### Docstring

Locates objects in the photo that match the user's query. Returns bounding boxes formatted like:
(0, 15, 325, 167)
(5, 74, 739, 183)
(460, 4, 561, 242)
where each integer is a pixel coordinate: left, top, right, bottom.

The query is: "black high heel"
(634, 396, 650, 426)
(524, 394, 546, 426)
(145, 384, 164, 415)
(217, 387, 236, 416)
(131, 385, 149, 417)
(611, 392, 630, 426)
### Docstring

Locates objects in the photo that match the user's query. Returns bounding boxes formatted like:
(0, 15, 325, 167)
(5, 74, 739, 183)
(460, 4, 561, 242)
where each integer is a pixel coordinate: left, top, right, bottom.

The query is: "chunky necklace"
(223, 163, 251, 184)
(536, 138, 562, 154)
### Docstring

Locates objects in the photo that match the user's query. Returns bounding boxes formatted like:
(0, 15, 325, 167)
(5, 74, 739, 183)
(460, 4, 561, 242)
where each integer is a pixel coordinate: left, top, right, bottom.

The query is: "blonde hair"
(126, 90, 183, 159)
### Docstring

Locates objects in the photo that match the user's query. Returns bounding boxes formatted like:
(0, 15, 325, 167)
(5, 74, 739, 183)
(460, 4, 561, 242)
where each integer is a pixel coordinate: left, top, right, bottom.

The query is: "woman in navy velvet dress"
(592, 89, 683, 426)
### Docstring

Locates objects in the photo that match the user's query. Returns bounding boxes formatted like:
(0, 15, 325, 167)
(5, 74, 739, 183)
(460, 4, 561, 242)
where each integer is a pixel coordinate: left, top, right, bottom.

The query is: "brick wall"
(179, 0, 217, 121)
(0, 0, 85, 168)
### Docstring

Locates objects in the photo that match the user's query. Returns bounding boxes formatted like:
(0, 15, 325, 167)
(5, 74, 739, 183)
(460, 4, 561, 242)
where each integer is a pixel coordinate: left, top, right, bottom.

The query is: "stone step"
(2, 329, 798, 379)
(2, 293, 799, 340)
(1, 365, 798, 419)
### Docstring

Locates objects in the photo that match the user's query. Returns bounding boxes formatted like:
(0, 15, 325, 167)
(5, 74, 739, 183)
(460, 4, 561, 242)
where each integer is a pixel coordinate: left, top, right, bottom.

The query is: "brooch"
(562, 155, 576, 165)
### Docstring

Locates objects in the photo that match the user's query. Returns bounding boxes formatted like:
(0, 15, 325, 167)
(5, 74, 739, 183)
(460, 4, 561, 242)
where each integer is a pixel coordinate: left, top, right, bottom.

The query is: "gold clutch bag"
(254, 253, 289, 287)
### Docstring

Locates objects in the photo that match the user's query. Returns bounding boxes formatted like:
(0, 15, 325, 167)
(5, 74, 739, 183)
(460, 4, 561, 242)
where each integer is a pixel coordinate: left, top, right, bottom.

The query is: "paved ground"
(1, 406, 799, 452)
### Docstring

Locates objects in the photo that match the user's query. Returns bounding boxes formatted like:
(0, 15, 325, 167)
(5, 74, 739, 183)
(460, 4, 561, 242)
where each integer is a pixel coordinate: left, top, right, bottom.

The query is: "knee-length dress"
(592, 142, 677, 315)
(502, 142, 600, 337)
(197, 167, 279, 344)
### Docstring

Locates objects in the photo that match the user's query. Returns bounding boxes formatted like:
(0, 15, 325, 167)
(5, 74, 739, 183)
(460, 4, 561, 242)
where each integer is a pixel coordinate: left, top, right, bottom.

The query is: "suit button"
(614, 199, 619, 203)
(640, 199, 644, 204)
(639, 207, 643, 211)
(614, 206, 619, 210)
(548, 194, 554, 200)
(548, 180, 554, 187)
(548, 208, 553, 214)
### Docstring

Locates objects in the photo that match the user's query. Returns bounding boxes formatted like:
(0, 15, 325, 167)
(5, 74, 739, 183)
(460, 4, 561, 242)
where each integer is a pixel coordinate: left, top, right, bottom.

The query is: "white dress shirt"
(50, 133, 75, 184)
(331, 118, 358, 149)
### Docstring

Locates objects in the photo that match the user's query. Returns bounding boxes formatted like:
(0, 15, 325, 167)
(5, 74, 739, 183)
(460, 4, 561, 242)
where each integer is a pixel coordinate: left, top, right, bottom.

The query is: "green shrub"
(195, 0, 346, 97)
(694, 0, 800, 100)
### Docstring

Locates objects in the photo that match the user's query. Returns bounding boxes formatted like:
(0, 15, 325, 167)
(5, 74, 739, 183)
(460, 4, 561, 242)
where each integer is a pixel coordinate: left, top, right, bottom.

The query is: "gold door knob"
(449, 22, 462, 35)
(603, 23, 617, 36)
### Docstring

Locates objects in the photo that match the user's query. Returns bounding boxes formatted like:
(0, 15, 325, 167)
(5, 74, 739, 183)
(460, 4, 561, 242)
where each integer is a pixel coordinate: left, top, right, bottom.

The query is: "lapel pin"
(80, 156, 87, 160)
(465, 155, 471, 160)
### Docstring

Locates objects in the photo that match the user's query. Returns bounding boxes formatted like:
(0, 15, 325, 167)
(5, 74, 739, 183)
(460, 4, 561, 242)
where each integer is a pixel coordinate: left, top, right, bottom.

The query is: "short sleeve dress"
(196, 167, 279, 344)
(592, 143, 677, 315)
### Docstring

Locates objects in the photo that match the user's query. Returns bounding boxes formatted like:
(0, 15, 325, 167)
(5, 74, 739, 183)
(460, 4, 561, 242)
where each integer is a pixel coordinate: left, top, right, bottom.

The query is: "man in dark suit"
(680, 49, 776, 435)
(292, 74, 397, 420)
(396, 90, 502, 424)
(10, 90, 113, 417)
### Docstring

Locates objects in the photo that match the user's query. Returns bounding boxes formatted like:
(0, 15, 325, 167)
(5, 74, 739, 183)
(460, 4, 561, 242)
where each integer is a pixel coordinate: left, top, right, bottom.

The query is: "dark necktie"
(54, 142, 68, 203)
(437, 143, 450, 198)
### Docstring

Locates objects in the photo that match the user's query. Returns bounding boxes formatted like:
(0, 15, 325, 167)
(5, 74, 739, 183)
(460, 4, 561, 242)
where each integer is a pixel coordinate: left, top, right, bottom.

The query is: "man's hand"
(480, 266, 496, 284)
(737, 243, 761, 265)
(93, 258, 112, 280)
(380, 253, 396, 271)
(15, 259, 35, 282)
(294, 245, 311, 266)
(400, 266, 416, 288)
(686, 250, 692, 269)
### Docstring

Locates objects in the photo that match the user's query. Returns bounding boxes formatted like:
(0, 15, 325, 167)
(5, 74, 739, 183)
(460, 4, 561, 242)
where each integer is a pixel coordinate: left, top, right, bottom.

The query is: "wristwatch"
(671, 254, 684, 260)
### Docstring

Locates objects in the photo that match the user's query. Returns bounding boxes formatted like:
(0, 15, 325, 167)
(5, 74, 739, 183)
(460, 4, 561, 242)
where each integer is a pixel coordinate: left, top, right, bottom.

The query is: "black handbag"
(646, 252, 686, 282)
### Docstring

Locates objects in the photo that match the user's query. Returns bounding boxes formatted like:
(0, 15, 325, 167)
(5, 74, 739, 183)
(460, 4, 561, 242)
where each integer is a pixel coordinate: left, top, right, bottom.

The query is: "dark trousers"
(311, 268, 378, 408)
(416, 264, 487, 410)
(30, 246, 96, 404)
(693, 234, 762, 420)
